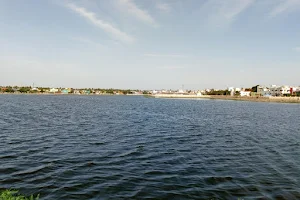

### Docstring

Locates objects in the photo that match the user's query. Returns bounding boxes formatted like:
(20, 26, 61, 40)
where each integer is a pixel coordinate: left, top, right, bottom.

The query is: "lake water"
(0, 95, 300, 199)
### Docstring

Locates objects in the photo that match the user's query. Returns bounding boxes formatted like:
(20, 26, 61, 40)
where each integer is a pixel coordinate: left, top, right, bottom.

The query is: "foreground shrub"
(0, 190, 39, 200)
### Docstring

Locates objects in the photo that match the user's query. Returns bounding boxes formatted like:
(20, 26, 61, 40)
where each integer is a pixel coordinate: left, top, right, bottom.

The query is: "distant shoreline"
(1, 93, 300, 103)
(0, 93, 144, 96)
(150, 94, 300, 104)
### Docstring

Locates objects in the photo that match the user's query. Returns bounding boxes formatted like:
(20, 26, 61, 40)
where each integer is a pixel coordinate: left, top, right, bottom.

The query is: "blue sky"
(0, 0, 300, 89)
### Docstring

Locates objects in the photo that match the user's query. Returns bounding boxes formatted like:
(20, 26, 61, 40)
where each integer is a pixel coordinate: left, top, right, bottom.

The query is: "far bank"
(151, 94, 300, 104)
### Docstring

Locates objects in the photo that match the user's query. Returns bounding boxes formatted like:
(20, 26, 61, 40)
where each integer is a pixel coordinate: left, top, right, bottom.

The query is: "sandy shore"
(151, 94, 300, 103)
(208, 96, 300, 103)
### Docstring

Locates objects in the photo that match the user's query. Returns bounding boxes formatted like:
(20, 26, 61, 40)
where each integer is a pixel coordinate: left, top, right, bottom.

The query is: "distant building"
(290, 87, 299, 95)
(95, 90, 102, 95)
(240, 91, 251, 97)
(228, 87, 241, 96)
(257, 86, 271, 96)
(228, 87, 241, 92)
(235, 88, 241, 92)
(84, 90, 91, 94)
(228, 87, 234, 92)
(73, 90, 80, 94)
(31, 87, 39, 92)
(61, 88, 70, 94)
(49, 88, 59, 93)
(178, 89, 185, 94)
(269, 85, 290, 96)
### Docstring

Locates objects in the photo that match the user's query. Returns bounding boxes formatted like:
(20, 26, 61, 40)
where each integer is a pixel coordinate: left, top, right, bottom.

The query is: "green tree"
(4, 88, 14, 93)
(19, 87, 30, 93)
(106, 89, 114, 94)
(207, 90, 231, 95)
(123, 90, 133, 95)
(251, 85, 259, 92)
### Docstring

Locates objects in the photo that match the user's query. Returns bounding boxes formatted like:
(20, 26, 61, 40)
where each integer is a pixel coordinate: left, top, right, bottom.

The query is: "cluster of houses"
(1, 84, 300, 97)
(227, 85, 300, 97)
(151, 89, 203, 96)
(256, 85, 300, 97)
(48, 88, 93, 95)
(0, 86, 145, 95)
(151, 85, 300, 97)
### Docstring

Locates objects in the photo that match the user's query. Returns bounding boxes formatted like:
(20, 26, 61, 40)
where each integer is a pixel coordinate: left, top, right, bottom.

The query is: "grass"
(0, 190, 39, 200)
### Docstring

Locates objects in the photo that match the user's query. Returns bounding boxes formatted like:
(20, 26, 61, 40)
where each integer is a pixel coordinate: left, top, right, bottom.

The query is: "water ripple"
(0, 95, 300, 199)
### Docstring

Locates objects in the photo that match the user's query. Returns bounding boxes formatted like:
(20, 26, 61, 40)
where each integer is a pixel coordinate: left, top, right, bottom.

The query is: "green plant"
(0, 189, 39, 200)
(235, 91, 241, 96)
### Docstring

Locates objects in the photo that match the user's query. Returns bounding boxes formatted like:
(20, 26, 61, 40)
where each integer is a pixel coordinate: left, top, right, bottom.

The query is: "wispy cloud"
(144, 54, 188, 58)
(221, 0, 255, 20)
(295, 47, 300, 52)
(201, 0, 255, 25)
(156, 2, 171, 13)
(118, 0, 157, 26)
(66, 3, 135, 43)
(70, 36, 103, 47)
(270, 0, 300, 17)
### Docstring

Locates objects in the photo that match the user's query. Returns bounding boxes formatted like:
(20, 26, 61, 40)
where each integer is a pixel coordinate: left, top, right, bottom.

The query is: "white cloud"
(118, 0, 157, 26)
(201, 0, 255, 25)
(270, 0, 300, 17)
(156, 2, 171, 13)
(222, 0, 255, 20)
(66, 3, 135, 43)
(295, 47, 300, 52)
(144, 54, 187, 58)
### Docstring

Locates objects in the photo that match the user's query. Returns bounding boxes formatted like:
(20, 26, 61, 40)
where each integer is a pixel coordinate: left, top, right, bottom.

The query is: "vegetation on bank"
(0, 190, 39, 200)
(0, 86, 147, 95)
(206, 89, 231, 95)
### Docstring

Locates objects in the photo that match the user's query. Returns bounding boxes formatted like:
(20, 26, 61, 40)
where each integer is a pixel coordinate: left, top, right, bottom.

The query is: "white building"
(228, 87, 241, 92)
(290, 87, 299, 94)
(269, 85, 291, 96)
(228, 87, 234, 92)
(31, 87, 39, 91)
(257, 86, 271, 96)
(228, 87, 241, 96)
(178, 89, 185, 93)
(49, 88, 59, 93)
(240, 91, 251, 97)
(73, 90, 80, 94)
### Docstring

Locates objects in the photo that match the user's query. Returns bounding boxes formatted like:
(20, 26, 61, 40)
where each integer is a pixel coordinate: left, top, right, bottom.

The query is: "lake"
(0, 95, 300, 199)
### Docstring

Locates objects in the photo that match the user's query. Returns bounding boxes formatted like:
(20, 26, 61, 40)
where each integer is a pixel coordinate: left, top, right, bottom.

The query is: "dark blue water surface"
(0, 95, 300, 199)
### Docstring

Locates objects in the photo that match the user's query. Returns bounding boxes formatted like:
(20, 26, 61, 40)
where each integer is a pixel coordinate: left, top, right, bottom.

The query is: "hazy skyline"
(1, 0, 300, 90)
